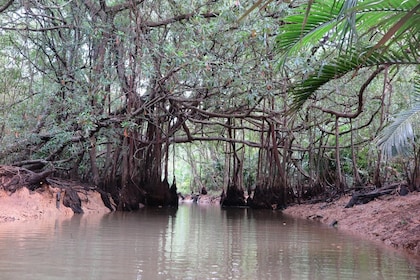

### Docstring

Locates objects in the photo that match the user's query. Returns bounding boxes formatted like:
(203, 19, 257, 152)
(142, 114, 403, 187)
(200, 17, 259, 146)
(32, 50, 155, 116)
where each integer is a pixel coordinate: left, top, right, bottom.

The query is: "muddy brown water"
(0, 204, 419, 280)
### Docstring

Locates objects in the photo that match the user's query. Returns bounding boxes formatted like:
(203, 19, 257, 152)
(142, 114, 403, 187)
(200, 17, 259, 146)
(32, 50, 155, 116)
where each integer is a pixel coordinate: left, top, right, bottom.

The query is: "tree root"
(0, 165, 53, 193)
(0, 165, 114, 213)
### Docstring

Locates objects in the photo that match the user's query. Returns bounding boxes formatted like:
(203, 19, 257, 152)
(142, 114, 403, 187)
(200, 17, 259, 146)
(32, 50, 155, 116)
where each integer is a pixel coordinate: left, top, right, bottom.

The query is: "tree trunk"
(334, 116, 346, 192)
(248, 119, 286, 210)
(350, 119, 363, 186)
(221, 118, 246, 207)
(88, 136, 100, 186)
(373, 151, 382, 188)
(186, 145, 205, 193)
(412, 146, 420, 191)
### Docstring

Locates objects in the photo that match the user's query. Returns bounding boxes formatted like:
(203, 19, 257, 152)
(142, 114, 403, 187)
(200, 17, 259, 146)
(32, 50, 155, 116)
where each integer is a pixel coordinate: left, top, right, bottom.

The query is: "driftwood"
(345, 183, 408, 208)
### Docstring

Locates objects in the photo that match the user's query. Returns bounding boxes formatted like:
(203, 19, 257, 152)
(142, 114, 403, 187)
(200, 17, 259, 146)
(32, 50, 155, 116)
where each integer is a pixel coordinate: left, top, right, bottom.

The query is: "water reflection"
(0, 205, 418, 280)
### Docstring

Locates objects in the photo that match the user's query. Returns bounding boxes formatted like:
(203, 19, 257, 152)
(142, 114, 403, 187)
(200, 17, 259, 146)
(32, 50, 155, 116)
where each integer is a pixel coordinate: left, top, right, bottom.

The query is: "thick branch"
(1, 25, 74, 32)
(171, 135, 263, 148)
(144, 12, 218, 27)
(313, 66, 385, 118)
(0, 0, 13, 13)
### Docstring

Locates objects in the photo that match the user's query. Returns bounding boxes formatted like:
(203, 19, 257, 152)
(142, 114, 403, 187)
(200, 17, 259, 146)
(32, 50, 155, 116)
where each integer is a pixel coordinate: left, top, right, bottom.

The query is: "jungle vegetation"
(0, 0, 419, 210)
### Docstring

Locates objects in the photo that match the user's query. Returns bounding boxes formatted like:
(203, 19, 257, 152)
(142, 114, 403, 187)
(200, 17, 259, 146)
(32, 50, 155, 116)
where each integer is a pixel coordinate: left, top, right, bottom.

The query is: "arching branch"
(0, 0, 14, 13)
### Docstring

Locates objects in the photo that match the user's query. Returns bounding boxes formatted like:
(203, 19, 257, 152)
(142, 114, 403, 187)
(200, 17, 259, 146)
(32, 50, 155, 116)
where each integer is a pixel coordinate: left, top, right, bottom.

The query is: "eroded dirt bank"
(0, 186, 111, 223)
(283, 192, 420, 256)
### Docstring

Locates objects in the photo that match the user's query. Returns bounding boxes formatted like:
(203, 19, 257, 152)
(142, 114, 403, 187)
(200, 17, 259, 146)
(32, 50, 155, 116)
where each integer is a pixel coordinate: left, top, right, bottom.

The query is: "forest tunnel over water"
(0, 0, 419, 212)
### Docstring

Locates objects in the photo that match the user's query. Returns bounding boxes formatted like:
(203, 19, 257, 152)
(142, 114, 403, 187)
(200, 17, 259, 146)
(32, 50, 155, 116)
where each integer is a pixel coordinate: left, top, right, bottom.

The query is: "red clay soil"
(0, 186, 111, 223)
(283, 192, 420, 257)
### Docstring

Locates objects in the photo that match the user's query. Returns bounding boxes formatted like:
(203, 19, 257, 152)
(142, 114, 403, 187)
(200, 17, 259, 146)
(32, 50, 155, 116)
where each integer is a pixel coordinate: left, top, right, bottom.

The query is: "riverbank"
(283, 191, 420, 257)
(1, 183, 419, 258)
(0, 186, 111, 223)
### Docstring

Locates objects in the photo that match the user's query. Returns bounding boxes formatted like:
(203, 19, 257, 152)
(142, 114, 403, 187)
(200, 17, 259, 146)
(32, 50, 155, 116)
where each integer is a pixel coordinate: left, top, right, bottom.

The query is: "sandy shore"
(283, 191, 420, 257)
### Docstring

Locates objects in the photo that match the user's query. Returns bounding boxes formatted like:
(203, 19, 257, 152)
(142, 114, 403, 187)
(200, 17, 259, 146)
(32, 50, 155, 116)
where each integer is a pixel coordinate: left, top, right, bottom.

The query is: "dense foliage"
(0, 0, 418, 209)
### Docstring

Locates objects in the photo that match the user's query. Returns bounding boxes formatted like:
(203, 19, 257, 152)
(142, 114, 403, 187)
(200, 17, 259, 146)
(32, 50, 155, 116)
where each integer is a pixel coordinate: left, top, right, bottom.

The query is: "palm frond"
(336, 0, 358, 52)
(276, 0, 420, 62)
(371, 3, 420, 52)
(289, 48, 419, 110)
(276, 0, 341, 63)
(377, 105, 420, 159)
(377, 75, 420, 159)
(277, 0, 420, 109)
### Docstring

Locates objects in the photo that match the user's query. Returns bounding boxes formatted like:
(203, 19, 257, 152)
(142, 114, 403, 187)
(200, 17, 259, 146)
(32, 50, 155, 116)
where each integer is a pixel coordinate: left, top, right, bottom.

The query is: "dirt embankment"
(0, 186, 111, 223)
(283, 192, 420, 256)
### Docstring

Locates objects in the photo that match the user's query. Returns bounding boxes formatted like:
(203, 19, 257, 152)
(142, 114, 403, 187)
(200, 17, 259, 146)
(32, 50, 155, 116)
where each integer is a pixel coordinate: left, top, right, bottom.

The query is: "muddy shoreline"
(283, 192, 420, 257)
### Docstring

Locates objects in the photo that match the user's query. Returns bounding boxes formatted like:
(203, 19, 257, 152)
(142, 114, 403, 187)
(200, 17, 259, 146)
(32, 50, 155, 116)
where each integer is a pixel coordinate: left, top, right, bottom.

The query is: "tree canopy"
(0, 0, 419, 209)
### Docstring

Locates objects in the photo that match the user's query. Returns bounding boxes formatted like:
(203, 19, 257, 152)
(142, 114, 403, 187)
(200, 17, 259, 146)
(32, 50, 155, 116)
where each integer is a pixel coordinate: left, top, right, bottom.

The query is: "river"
(0, 204, 418, 279)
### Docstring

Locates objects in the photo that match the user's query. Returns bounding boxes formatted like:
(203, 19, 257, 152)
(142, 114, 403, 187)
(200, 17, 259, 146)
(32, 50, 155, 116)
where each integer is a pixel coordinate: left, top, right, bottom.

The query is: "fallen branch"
(345, 183, 405, 208)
